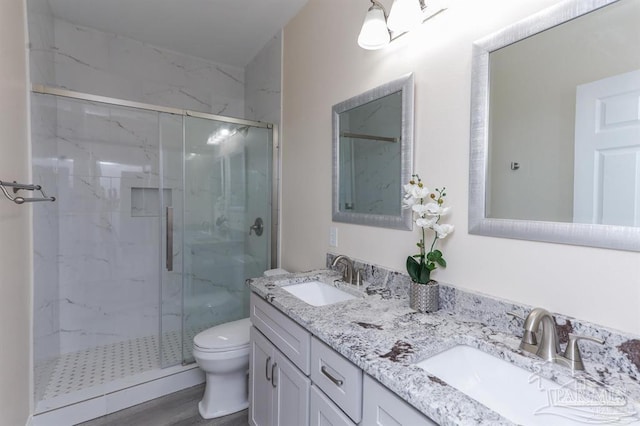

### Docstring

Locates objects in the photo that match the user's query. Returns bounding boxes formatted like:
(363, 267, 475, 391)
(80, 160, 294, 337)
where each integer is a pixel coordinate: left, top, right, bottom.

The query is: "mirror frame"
(332, 73, 414, 230)
(469, 0, 640, 252)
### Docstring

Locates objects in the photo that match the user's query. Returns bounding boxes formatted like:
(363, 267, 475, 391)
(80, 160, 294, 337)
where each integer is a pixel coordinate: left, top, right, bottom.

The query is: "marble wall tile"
(36, 97, 166, 355)
(245, 32, 282, 126)
(340, 92, 402, 215)
(37, 18, 245, 116)
(27, 0, 55, 86)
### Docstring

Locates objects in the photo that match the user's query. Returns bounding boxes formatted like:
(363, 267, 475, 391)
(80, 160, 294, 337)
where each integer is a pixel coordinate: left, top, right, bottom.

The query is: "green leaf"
(418, 262, 431, 283)
(407, 256, 432, 283)
(406, 256, 421, 282)
(426, 250, 442, 261)
(436, 257, 447, 267)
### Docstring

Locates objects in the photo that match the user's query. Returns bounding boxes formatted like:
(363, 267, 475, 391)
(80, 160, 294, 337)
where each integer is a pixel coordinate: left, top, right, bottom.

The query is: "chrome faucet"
(330, 255, 362, 286)
(514, 307, 604, 370)
(521, 308, 561, 362)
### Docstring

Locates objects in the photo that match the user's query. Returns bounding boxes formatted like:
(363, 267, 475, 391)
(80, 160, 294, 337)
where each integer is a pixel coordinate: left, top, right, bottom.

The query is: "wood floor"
(78, 385, 249, 426)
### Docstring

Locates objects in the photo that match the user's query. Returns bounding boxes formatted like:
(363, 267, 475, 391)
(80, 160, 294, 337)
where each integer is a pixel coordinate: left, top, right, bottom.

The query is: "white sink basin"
(416, 345, 638, 425)
(281, 280, 356, 306)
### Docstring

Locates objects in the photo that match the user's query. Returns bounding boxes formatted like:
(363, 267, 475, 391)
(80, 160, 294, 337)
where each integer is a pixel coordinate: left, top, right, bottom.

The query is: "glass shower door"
(181, 116, 272, 362)
(159, 112, 184, 368)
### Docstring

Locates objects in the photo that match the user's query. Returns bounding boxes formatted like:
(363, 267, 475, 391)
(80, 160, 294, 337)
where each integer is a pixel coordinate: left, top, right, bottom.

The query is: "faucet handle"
(355, 269, 363, 287)
(563, 333, 604, 370)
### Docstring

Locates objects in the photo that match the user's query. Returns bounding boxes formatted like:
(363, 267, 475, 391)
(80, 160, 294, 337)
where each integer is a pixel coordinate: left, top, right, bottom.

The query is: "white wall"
(281, 0, 640, 335)
(0, 0, 32, 423)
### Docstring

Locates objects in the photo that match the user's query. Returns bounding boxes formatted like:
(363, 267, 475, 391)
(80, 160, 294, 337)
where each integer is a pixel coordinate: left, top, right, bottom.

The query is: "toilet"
(193, 268, 288, 419)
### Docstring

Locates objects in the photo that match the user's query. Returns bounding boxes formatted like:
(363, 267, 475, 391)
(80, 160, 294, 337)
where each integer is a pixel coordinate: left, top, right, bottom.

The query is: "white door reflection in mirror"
(574, 69, 640, 227)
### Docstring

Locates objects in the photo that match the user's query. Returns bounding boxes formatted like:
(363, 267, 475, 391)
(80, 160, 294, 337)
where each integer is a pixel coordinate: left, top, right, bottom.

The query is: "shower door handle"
(166, 206, 173, 271)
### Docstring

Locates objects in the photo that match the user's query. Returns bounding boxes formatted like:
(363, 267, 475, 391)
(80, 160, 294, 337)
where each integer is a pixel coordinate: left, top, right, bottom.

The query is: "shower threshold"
(33, 331, 204, 425)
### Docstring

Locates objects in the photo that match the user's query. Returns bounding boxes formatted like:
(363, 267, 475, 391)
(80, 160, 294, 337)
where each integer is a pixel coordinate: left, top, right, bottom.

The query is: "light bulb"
(357, 3, 390, 50)
(387, 0, 423, 33)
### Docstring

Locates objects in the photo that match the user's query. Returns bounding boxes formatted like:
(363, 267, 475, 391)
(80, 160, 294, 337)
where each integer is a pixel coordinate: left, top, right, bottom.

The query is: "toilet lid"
(193, 317, 251, 351)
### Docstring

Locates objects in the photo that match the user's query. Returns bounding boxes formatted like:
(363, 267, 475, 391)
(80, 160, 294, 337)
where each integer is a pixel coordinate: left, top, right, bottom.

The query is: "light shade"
(357, 3, 390, 50)
(387, 0, 423, 33)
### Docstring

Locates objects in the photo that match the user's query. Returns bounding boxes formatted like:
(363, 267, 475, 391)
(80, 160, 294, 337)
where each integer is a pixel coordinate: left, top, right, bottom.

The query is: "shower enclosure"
(31, 87, 274, 415)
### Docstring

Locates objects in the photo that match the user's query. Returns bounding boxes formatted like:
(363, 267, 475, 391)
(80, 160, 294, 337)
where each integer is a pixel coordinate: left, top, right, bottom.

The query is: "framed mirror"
(469, 0, 640, 251)
(332, 73, 414, 230)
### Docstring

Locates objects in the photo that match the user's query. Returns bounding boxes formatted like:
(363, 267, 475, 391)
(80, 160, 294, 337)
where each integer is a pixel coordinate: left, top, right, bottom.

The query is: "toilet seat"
(193, 317, 251, 353)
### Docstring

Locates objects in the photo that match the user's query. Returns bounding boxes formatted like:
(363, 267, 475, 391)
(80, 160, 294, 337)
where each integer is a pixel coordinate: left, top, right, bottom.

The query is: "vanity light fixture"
(358, 0, 448, 50)
(387, 0, 423, 33)
(357, 0, 391, 50)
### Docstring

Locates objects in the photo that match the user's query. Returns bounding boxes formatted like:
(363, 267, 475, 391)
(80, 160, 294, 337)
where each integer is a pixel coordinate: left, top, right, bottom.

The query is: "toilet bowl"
(193, 317, 251, 419)
(193, 268, 289, 419)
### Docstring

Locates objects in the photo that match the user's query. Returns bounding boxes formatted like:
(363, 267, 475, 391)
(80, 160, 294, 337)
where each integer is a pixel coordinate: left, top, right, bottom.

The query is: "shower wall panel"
(27, 7, 245, 116)
(245, 31, 282, 126)
(32, 96, 165, 355)
(27, 0, 55, 86)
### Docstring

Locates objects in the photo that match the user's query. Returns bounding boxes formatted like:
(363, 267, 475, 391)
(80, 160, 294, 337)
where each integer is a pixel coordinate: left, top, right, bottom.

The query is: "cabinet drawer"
(310, 337, 362, 423)
(310, 385, 356, 426)
(250, 292, 311, 374)
(362, 375, 437, 426)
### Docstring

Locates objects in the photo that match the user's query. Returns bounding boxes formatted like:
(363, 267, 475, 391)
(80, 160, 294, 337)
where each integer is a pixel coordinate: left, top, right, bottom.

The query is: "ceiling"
(46, 0, 309, 68)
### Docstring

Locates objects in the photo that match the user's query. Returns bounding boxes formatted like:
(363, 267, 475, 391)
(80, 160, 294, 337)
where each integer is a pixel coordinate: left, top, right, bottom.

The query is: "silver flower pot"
(409, 280, 439, 313)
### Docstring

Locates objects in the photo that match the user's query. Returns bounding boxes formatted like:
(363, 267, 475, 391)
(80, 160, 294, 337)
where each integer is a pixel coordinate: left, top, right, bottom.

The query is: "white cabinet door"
(362, 375, 437, 426)
(250, 293, 311, 374)
(273, 350, 310, 426)
(250, 325, 310, 426)
(250, 327, 275, 426)
(309, 385, 356, 426)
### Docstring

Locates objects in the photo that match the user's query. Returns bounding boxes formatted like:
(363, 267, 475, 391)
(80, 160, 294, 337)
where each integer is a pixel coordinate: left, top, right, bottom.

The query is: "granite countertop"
(248, 270, 640, 426)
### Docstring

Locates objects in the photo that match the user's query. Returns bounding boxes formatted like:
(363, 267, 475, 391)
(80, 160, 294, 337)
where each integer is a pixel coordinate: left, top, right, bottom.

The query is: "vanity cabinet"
(362, 375, 437, 426)
(309, 385, 356, 426)
(249, 326, 310, 426)
(250, 292, 435, 426)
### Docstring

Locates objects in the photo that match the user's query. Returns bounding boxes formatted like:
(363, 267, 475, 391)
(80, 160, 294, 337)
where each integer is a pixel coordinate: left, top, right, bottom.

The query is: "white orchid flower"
(433, 223, 454, 239)
(411, 204, 429, 217)
(404, 174, 453, 283)
(425, 202, 451, 217)
(410, 185, 430, 200)
(416, 217, 437, 229)
(403, 182, 416, 194)
(402, 195, 417, 209)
